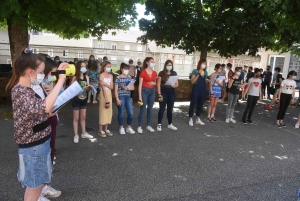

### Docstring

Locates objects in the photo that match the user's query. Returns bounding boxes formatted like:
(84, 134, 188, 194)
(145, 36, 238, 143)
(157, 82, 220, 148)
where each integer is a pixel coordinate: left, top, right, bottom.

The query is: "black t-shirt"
(275, 74, 283, 89)
(158, 71, 177, 88)
(246, 72, 254, 83)
(229, 77, 242, 95)
(263, 71, 272, 83)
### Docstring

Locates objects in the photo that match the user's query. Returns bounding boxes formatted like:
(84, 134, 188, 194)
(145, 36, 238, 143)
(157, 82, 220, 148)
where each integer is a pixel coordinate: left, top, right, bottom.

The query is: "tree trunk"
(7, 5, 29, 67)
(200, 50, 207, 60)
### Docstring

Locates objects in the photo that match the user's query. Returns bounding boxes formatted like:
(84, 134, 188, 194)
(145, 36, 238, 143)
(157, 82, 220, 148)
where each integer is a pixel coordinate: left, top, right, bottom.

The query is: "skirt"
(212, 85, 222, 98)
(17, 138, 52, 189)
(99, 89, 112, 125)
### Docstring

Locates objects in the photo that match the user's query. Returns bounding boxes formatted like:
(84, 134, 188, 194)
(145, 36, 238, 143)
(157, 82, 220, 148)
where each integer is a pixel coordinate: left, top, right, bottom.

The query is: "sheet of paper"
(217, 75, 225, 83)
(164, 76, 178, 86)
(52, 81, 82, 113)
(126, 79, 136, 88)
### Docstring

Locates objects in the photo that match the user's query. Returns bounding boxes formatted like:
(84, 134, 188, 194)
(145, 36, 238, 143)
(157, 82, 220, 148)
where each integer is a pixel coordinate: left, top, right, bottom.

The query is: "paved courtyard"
(1, 99, 300, 201)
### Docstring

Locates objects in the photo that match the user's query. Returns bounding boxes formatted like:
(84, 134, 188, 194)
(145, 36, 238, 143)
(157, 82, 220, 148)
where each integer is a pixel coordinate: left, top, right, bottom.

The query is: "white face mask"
(123, 69, 129, 75)
(149, 63, 155, 69)
(31, 71, 45, 85)
(105, 67, 111, 73)
(201, 64, 206, 69)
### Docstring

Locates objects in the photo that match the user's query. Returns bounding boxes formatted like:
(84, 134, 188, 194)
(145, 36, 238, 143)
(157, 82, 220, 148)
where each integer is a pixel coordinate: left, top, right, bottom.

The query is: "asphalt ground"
(1, 98, 300, 201)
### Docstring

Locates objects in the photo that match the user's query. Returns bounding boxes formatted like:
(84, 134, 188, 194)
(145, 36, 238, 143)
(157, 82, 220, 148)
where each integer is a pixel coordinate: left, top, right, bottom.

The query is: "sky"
(130, 4, 153, 31)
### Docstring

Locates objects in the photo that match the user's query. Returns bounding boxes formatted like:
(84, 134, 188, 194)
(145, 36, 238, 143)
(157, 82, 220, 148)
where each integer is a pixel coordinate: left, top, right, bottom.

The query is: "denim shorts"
(72, 100, 87, 110)
(17, 138, 52, 189)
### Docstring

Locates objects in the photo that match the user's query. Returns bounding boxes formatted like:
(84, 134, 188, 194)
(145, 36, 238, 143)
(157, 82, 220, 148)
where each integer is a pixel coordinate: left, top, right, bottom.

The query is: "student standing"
(114, 63, 135, 134)
(137, 57, 157, 133)
(264, 67, 283, 110)
(241, 68, 262, 124)
(207, 64, 224, 122)
(221, 63, 234, 102)
(276, 71, 297, 128)
(6, 49, 66, 201)
(188, 59, 208, 126)
(70, 61, 94, 143)
(98, 61, 114, 138)
(87, 60, 99, 103)
(157, 60, 179, 131)
(225, 67, 243, 123)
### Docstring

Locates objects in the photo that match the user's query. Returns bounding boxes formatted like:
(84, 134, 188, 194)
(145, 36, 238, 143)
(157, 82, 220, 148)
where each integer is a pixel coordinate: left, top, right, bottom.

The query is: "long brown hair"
(142, 57, 154, 70)
(99, 61, 111, 74)
(75, 60, 85, 81)
(197, 59, 207, 71)
(90, 60, 98, 71)
(162, 60, 174, 82)
(44, 58, 57, 76)
(6, 49, 45, 92)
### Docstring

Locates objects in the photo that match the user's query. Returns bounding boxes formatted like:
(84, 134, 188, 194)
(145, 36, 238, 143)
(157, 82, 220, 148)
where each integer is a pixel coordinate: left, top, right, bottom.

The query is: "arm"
(172, 80, 179, 88)
(277, 86, 283, 101)
(99, 74, 108, 103)
(210, 74, 215, 94)
(259, 83, 262, 101)
(44, 63, 68, 113)
(228, 78, 234, 88)
(191, 73, 199, 84)
(138, 77, 143, 101)
(157, 76, 162, 95)
(244, 83, 251, 95)
(114, 78, 121, 106)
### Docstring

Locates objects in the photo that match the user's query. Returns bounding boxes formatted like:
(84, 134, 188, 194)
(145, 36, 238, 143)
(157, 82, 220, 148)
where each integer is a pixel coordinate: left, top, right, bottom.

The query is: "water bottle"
(298, 188, 300, 201)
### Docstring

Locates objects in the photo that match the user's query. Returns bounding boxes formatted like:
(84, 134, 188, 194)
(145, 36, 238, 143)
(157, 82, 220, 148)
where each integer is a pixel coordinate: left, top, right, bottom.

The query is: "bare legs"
(73, 109, 87, 135)
(24, 185, 44, 201)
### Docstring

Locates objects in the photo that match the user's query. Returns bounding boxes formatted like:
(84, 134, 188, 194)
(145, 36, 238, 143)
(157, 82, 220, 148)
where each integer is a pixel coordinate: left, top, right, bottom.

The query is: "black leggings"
(277, 93, 292, 120)
(242, 95, 259, 121)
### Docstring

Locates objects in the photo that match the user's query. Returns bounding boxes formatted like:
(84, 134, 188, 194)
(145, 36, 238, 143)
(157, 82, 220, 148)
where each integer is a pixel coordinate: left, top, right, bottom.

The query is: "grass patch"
(0, 111, 13, 119)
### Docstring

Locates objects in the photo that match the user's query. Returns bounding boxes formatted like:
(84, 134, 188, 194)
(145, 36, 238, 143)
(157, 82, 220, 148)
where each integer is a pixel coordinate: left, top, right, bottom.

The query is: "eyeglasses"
(24, 48, 33, 54)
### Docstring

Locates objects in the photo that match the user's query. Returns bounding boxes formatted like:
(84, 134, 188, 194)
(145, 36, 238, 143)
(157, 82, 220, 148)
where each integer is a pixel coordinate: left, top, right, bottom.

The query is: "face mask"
(90, 58, 95, 61)
(123, 69, 129, 75)
(267, 68, 270, 71)
(236, 72, 241, 76)
(106, 67, 111, 73)
(43, 75, 54, 84)
(55, 60, 60, 63)
(31, 71, 45, 85)
(149, 63, 155, 69)
(166, 66, 172, 71)
(80, 67, 87, 73)
(201, 64, 206, 69)
(292, 76, 297, 80)
(256, 75, 260, 78)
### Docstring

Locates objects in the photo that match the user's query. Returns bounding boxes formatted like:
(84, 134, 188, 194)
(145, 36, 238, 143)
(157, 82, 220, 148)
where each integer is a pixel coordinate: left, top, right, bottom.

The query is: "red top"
(140, 69, 157, 88)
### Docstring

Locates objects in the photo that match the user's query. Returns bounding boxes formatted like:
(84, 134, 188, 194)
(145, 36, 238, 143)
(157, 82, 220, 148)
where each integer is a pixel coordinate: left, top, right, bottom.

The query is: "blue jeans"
(138, 87, 155, 126)
(189, 85, 206, 117)
(117, 95, 133, 126)
(158, 87, 176, 124)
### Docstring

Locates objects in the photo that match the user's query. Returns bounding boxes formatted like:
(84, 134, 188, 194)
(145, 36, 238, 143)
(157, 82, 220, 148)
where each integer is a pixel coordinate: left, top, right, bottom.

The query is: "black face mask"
(267, 68, 270, 71)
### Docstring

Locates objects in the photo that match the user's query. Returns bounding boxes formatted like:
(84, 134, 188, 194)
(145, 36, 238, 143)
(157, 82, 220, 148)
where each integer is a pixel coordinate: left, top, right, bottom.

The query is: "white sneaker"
(295, 123, 299, 129)
(137, 127, 143, 134)
(189, 119, 193, 126)
(81, 132, 94, 139)
(126, 127, 135, 134)
(98, 131, 106, 138)
(74, 135, 79, 143)
(53, 161, 56, 165)
(105, 130, 113, 137)
(157, 124, 162, 131)
(93, 100, 98, 104)
(195, 119, 205, 125)
(87, 100, 91, 103)
(146, 126, 155, 132)
(225, 119, 229, 123)
(229, 118, 236, 124)
(38, 195, 50, 201)
(119, 128, 125, 135)
(168, 124, 177, 130)
(42, 185, 61, 198)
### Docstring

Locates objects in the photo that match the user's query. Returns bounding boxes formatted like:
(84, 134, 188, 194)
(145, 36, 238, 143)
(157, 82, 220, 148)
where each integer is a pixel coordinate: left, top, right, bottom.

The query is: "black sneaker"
(241, 120, 247, 124)
(247, 119, 253, 124)
(281, 123, 286, 128)
(277, 123, 282, 128)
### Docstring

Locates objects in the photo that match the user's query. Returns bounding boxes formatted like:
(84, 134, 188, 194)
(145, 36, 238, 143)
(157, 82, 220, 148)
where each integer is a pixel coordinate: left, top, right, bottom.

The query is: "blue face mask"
(43, 75, 54, 84)
(80, 67, 87, 73)
(292, 76, 297, 80)
(166, 66, 172, 71)
(55, 60, 60, 63)
(236, 72, 241, 76)
(90, 58, 95, 61)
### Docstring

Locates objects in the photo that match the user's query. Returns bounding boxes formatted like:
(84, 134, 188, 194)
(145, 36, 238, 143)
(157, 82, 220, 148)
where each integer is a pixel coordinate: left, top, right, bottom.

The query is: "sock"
(208, 115, 211, 118)
(211, 114, 214, 118)
(42, 185, 47, 194)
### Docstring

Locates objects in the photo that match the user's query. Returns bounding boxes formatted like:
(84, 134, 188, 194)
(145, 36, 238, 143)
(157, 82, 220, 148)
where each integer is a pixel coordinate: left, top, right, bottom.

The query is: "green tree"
(0, 0, 139, 63)
(138, 0, 276, 59)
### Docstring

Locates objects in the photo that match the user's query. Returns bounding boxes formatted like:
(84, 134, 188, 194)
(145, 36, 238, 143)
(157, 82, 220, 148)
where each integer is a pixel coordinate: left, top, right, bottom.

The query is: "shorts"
(72, 100, 87, 110)
(211, 85, 222, 98)
(17, 138, 52, 189)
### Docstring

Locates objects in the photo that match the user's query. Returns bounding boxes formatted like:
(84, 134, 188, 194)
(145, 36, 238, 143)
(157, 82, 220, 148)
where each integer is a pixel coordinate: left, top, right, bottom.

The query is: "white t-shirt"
(247, 77, 262, 96)
(281, 79, 296, 94)
(31, 84, 46, 100)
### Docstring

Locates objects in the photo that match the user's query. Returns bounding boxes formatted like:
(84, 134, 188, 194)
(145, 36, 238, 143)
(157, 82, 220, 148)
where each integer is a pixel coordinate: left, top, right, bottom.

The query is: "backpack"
(135, 66, 142, 87)
(89, 70, 99, 82)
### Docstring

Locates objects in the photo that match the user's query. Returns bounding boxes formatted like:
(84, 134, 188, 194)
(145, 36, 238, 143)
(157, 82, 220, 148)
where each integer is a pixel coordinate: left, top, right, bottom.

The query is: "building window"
(7, 59, 12, 64)
(48, 49, 53, 57)
(137, 46, 143, 51)
(111, 45, 117, 50)
(63, 50, 68, 57)
(98, 44, 104, 49)
(124, 45, 130, 51)
(78, 51, 83, 58)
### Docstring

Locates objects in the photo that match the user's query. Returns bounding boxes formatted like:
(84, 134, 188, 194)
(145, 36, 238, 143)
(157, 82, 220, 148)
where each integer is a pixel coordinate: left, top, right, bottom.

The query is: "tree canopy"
(0, 0, 140, 62)
(138, 0, 279, 59)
